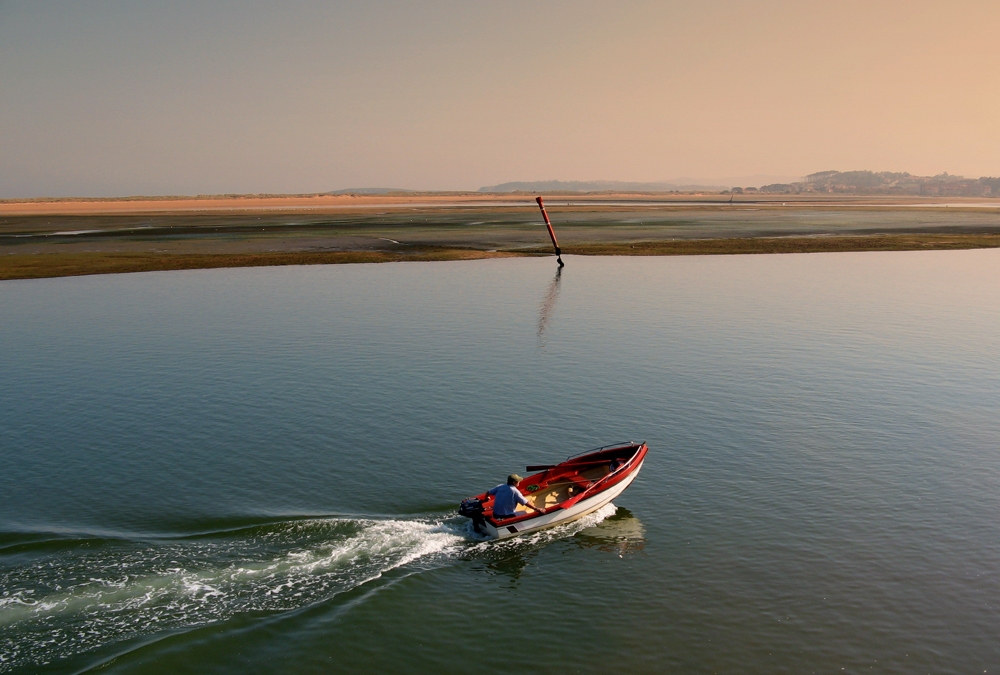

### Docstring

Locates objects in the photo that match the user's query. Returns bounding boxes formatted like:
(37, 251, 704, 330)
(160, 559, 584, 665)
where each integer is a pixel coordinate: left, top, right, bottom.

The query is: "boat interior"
(515, 464, 612, 513)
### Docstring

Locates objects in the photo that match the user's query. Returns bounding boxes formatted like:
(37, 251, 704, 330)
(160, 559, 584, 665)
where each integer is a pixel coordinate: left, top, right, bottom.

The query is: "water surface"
(2, 252, 999, 673)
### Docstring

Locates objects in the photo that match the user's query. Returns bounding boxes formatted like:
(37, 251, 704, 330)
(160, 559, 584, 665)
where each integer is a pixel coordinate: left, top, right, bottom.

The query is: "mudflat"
(3, 193, 1000, 280)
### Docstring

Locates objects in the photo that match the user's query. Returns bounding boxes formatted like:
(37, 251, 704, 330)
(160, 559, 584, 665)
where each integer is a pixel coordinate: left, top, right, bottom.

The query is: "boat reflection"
(536, 266, 562, 347)
(480, 548, 538, 581)
(474, 506, 646, 582)
(571, 507, 646, 557)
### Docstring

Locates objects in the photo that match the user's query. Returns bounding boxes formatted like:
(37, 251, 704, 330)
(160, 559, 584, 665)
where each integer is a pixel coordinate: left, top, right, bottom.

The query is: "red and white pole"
(535, 197, 564, 267)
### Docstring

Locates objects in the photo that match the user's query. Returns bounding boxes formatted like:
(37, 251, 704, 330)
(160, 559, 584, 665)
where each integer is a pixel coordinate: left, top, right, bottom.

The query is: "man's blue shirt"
(488, 483, 529, 517)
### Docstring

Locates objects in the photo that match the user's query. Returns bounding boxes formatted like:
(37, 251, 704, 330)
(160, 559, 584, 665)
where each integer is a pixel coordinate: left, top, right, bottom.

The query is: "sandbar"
(2, 192, 999, 280)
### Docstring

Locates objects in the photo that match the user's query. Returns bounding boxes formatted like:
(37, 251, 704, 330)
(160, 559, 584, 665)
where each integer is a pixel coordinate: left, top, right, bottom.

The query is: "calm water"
(2, 252, 1000, 674)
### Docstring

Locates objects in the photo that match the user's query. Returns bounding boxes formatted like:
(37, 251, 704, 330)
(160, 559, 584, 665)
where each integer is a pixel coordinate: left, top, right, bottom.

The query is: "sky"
(2, 0, 999, 197)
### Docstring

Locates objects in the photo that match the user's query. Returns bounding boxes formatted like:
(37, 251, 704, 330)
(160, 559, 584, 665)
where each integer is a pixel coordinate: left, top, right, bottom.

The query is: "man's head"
(507, 474, 522, 486)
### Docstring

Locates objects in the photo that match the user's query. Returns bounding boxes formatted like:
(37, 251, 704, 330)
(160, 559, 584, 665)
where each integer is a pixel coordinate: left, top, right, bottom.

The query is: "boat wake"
(0, 506, 621, 671)
(0, 517, 463, 670)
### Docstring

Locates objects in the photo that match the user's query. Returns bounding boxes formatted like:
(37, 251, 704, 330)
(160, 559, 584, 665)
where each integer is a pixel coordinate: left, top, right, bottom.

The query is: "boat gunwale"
(480, 442, 647, 528)
(483, 458, 645, 539)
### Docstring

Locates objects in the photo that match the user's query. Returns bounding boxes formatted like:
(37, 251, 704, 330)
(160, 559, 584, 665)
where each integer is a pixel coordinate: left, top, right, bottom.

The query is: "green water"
(2, 252, 999, 673)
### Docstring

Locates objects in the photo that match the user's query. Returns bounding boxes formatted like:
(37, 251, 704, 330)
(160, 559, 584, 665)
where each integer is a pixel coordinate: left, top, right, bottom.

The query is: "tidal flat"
(2, 194, 1000, 279)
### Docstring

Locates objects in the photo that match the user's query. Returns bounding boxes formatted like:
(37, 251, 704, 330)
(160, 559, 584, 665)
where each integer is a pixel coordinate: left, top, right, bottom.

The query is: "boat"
(458, 441, 648, 539)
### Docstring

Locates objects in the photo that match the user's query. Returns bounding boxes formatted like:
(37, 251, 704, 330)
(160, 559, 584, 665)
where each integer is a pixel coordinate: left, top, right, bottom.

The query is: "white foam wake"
(0, 517, 463, 670)
(0, 506, 622, 670)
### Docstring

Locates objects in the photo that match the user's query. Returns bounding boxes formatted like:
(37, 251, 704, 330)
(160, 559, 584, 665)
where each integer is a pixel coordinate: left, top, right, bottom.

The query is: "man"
(488, 474, 545, 518)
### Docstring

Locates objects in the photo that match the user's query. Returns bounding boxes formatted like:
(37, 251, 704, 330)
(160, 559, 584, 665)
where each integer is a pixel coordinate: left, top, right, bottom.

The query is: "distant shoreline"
(3, 191, 999, 216)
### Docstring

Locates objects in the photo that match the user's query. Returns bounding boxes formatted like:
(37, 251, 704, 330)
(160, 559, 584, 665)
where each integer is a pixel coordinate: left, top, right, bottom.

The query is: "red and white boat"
(459, 441, 648, 539)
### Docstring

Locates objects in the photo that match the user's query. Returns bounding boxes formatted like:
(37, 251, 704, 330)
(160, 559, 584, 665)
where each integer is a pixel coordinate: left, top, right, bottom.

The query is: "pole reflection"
(536, 266, 563, 347)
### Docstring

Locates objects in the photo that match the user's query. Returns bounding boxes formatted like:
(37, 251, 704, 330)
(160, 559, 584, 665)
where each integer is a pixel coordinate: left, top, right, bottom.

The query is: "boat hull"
(482, 457, 645, 539)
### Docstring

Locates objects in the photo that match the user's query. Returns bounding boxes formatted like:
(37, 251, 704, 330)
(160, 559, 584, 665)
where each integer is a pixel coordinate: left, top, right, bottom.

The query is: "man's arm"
(515, 489, 545, 514)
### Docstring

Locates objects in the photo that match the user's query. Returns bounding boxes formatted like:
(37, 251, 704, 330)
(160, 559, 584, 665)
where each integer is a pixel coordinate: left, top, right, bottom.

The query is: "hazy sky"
(2, 0, 999, 197)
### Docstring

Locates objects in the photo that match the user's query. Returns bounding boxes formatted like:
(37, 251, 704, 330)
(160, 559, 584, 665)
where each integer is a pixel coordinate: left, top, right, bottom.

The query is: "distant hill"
(327, 188, 414, 195)
(753, 171, 1000, 197)
(478, 180, 726, 193)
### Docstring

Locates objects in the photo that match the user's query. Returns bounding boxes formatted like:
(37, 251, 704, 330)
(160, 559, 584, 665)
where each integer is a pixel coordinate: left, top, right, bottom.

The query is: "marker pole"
(535, 197, 564, 267)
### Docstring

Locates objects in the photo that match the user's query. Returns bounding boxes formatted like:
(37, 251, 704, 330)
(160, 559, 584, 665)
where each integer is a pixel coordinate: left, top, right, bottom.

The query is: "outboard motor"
(459, 498, 487, 534)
